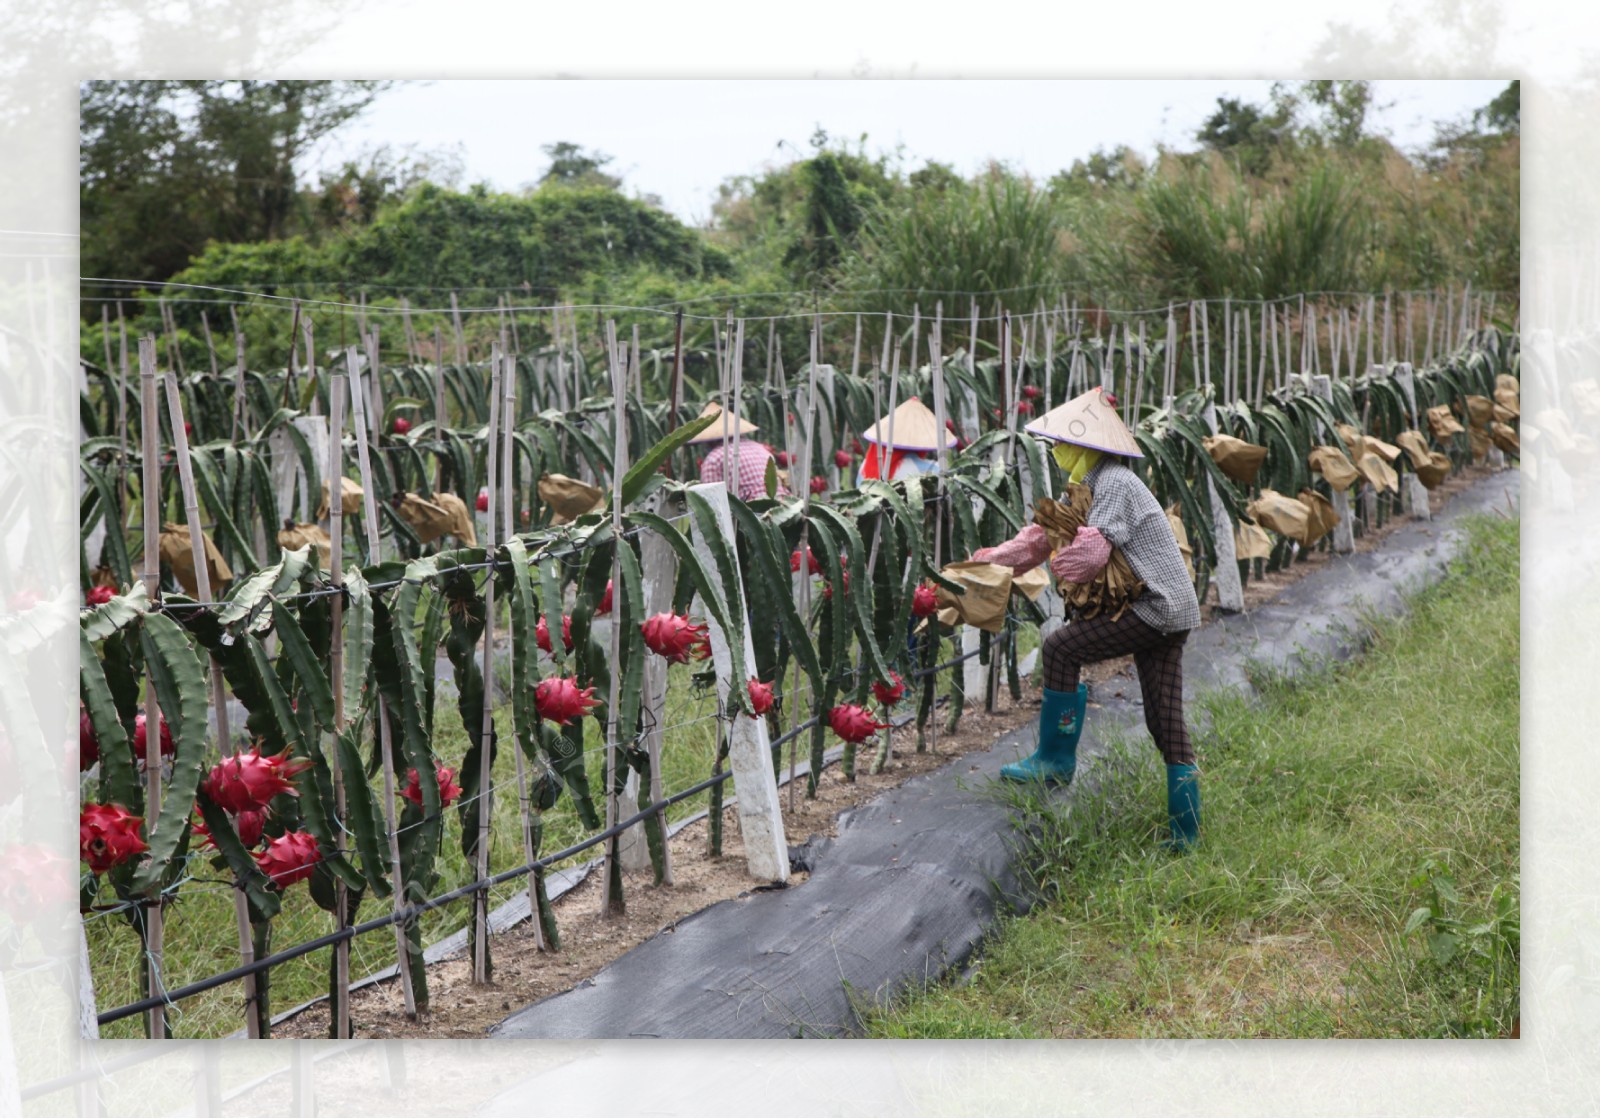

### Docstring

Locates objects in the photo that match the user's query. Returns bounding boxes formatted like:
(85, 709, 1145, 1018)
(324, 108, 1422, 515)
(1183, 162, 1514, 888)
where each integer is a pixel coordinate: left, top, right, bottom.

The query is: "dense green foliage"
(79, 80, 1518, 383)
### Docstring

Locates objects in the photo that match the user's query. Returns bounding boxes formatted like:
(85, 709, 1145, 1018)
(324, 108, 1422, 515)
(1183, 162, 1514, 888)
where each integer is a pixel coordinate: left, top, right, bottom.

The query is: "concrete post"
(689, 483, 789, 883)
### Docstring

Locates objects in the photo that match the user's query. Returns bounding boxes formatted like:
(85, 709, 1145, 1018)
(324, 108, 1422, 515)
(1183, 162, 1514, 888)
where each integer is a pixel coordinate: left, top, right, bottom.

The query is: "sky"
(305, 79, 1511, 225)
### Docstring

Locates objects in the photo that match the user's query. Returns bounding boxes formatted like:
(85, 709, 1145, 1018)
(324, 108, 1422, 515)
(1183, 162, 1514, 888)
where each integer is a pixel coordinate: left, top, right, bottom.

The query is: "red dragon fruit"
(85, 584, 115, 607)
(911, 583, 940, 617)
(255, 831, 321, 889)
(476, 489, 489, 512)
(872, 671, 906, 708)
(200, 745, 313, 814)
(132, 713, 173, 764)
(641, 612, 711, 664)
(834, 449, 853, 469)
(402, 764, 464, 809)
(79, 803, 147, 875)
(791, 547, 822, 575)
(773, 450, 793, 467)
(1021, 384, 1041, 400)
(596, 579, 614, 615)
(536, 614, 573, 654)
(79, 709, 99, 771)
(193, 807, 266, 851)
(821, 561, 850, 600)
(392, 416, 412, 435)
(829, 704, 887, 745)
(747, 678, 775, 716)
(809, 475, 829, 495)
(850, 438, 864, 455)
(533, 676, 600, 726)
(1016, 400, 1034, 416)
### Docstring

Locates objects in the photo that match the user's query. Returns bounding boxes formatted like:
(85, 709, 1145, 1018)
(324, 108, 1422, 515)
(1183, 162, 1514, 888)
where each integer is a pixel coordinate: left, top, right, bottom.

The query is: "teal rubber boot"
(1165, 764, 1201, 851)
(1000, 684, 1087, 785)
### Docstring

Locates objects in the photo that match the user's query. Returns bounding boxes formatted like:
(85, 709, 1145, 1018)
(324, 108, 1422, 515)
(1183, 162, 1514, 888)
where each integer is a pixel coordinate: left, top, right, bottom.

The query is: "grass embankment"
(866, 514, 1519, 1039)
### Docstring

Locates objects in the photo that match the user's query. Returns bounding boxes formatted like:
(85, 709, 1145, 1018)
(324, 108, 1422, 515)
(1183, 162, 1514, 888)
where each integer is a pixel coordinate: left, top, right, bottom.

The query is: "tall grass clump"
(836, 172, 1074, 317)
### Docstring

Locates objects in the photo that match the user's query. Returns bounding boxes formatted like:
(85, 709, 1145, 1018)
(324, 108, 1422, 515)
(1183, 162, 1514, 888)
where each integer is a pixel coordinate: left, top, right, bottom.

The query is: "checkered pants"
(1041, 612, 1195, 766)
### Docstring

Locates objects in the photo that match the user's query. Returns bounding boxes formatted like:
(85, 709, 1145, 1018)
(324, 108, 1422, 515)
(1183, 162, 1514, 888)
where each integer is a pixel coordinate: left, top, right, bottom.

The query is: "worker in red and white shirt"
(688, 400, 790, 503)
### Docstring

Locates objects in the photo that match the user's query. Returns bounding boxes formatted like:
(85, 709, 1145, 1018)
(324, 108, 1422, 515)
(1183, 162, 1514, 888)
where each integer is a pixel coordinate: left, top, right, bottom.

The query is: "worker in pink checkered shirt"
(687, 400, 790, 502)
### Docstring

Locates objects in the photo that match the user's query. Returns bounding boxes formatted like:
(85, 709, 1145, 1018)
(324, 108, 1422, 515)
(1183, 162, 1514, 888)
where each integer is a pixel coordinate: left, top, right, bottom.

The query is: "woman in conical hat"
(856, 396, 958, 485)
(971, 386, 1204, 851)
(689, 400, 789, 503)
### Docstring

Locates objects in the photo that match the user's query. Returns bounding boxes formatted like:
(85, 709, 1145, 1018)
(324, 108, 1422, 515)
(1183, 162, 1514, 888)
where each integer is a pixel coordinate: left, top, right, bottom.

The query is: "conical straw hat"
(1024, 387, 1143, 458)
(861, 396, 958, 451)
(686, 399, 760, 444)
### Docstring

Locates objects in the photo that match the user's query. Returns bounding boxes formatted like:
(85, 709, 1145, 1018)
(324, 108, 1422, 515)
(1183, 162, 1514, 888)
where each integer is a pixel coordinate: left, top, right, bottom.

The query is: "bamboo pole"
(137, 337, 168, 1040)
(116, 305, 131, 524)
(449, 292, 467, 366)
(303, 315, 319, 418)
(230, 308, 247, 441)
(474, 345, 504, 966)
(200, 311, 220, 380)
(601, 322, 627, 917)
(161, 372, 261, 1037)
(340, 359, 418, 1019)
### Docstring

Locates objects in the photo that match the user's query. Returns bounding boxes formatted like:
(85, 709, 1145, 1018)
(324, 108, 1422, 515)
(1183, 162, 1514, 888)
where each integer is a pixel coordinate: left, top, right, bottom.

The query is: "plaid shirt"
(1083, 457, 1201, 633)
(698, 442, 788, 502)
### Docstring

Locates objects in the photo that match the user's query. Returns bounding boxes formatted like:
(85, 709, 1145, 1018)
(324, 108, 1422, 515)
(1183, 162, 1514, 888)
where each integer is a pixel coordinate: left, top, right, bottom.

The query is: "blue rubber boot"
(1165, 764, 1201, 851)
(1000, 684, 1087, 785)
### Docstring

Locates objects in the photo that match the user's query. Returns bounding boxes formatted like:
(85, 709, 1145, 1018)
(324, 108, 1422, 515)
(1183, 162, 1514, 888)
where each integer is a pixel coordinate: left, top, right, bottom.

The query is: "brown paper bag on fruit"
(1012, 564, 1050, 602)
(538, 472, 605, 525)
(395, 492, 477, 546)
(1202, 433, 1268, 485)
(1297, 489, 1339, 545)
(1394, 430, 1433, 471)
(1416, 451, 1451, 489)
(158, 522, 233, 597)
(1247, 490, 1314, 547)
(1490, 422, 1520, 456)
(1426, 404, 1465, 440)
(1465, 395, 1495, 428)
(1235, 519, 1273, 560)
(1493, 374, 1520, 418)
(316, 476, 364, 520)
(277, 520, 333, 569)
(1355, 450, 1400, 494)
(934, 561, 1014, 633)
(1309, 445, 1360, 490)
(1467, 427, 1490, 461)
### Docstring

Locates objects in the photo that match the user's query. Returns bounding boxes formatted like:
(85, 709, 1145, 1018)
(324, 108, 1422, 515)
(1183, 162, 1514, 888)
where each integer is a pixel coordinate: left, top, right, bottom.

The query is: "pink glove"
(972, 524, 1051, 574)
(1051, 526, 1112, 583)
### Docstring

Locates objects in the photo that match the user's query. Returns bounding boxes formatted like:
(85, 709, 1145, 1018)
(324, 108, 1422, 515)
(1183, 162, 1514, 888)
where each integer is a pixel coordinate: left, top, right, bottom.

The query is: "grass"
(863, 512, 1519, 1039)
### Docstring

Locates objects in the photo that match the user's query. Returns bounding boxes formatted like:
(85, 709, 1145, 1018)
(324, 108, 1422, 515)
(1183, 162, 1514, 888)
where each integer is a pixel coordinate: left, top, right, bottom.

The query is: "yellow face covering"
(1051, 442, 1104, 484)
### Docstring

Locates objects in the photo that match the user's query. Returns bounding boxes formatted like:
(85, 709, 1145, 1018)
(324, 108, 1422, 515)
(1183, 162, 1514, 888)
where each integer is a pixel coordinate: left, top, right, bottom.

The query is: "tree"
(80, 79, 393, 286)
(538, 142, 621, 190)
(1048, 145, 1146, 198)
(1195, 95, 1293, 175)
(1476, 80, 1519, 135)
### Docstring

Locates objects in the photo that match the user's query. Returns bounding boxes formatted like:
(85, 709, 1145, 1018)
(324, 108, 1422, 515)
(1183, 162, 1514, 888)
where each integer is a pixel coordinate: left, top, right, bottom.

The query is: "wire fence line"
(78, 275, 1519, 326)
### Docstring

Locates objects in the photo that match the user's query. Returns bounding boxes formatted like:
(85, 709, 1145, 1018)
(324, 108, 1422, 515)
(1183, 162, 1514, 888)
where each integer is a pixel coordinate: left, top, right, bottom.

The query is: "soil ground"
(271, 465, 1499, 1040)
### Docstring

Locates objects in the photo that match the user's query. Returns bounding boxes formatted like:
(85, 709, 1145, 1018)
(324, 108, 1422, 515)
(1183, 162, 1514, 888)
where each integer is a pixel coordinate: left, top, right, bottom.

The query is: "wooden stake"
(161, 373, 261, 1037)
(474, 346, 504, 958)
(600, 325, 626, 917)
(450, 292, 467, 366)
(137, 337, 167, 1040)
(339, 362, 417, 1018)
